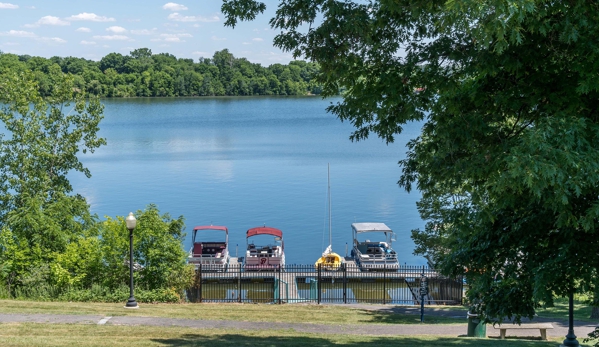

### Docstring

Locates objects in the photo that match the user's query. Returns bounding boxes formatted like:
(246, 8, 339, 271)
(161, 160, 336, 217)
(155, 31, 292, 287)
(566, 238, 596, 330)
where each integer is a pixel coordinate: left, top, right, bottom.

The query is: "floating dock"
(189, 257, 457, 305)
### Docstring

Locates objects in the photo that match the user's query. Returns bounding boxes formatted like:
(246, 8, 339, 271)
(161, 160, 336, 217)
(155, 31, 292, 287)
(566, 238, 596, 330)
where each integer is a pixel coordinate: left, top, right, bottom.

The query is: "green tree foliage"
(0, 68, 193, 302)
(221, 0, 599, 323)
(0, 48, 322, 97)
(99, 205, 193, 292)
(0, 69, 105, 236)
(0, 68, 105, 293)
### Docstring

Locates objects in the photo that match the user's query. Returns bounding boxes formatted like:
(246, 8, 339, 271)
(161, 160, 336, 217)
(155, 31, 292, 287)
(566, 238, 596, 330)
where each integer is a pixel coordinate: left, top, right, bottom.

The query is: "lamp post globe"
(125, 212, 138, 309)
(126, 212, 137, 230)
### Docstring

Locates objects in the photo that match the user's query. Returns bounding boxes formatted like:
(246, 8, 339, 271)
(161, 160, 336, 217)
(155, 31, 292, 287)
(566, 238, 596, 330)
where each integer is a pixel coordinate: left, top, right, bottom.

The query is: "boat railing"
(354, 248, 398, 261)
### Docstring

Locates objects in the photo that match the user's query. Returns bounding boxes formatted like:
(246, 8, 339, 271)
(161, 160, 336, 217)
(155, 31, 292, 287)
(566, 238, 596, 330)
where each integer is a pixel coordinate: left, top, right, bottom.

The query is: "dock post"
(278, 265, 282, 304)
(237, 263, 242, 303)
(343, 263, 347, 304)
(383, 266, 386, 304)
(317, 263, 322, 304)
(199, 264, 203, 303)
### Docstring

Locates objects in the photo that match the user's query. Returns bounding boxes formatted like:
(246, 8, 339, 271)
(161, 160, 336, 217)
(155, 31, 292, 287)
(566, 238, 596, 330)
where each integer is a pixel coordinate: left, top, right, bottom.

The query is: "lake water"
(70, 96, 426, 266)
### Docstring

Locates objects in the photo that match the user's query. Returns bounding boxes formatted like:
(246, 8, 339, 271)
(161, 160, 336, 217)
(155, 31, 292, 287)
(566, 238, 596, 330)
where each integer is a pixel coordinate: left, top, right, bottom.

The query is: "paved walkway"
(0, 308, 596, 340)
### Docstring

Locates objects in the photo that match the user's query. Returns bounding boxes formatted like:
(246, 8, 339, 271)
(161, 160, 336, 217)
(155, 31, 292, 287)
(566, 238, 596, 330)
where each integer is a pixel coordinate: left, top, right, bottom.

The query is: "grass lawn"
(0, 323, 570, 347)
(0, 300, 463, 325)
(536, 297, 598, 323)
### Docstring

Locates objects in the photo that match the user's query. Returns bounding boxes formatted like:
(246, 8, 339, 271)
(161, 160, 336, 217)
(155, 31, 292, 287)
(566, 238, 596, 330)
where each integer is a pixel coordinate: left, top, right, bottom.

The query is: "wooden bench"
(494, 323, 554, 340)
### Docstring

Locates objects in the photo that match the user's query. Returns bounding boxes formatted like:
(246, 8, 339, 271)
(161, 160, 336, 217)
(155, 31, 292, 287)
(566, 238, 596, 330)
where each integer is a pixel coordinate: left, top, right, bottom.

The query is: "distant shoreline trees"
(0, 48, 323, 98)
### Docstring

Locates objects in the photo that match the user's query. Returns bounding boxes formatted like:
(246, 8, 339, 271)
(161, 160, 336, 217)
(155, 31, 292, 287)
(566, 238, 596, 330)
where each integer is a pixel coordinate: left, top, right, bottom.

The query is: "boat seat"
(357, 244, 368, 254)
(193, 243, 202, 256)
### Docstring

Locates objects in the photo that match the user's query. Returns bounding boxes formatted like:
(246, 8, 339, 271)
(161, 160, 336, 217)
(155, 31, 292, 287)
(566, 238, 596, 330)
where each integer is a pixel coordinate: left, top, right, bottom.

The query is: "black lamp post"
(125, 212, 138, 309)
(561, 292, 579, 346)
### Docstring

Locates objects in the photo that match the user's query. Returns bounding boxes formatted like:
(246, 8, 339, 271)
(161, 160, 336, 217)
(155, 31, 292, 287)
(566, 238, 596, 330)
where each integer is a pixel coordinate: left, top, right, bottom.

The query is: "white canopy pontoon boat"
(351, 222, 398, 271)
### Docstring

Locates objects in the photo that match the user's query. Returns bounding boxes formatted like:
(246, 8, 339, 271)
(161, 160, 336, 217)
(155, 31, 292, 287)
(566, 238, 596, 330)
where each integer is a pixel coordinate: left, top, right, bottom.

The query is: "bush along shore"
(0, 204, 195, 304)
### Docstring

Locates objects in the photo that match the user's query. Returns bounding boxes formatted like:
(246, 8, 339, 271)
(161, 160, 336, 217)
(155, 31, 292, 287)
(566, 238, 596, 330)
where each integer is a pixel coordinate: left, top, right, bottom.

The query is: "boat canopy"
(246, 226, 283, 238)
(193, 225, 228, 232)
(351, 222, 392, 233)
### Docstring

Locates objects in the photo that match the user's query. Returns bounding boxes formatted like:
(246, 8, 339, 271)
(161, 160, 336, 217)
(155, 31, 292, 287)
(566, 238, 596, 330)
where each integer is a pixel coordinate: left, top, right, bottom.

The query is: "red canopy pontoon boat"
(243, 226, 285, 271)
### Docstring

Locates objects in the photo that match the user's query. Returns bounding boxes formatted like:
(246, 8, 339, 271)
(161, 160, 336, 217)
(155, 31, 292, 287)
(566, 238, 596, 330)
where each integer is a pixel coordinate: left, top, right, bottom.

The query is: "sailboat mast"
(328, 163, 332, 247)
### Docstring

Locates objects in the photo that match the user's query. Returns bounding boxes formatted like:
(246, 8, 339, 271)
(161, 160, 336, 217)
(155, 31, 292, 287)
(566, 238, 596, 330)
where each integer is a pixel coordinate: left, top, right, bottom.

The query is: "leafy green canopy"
(0, 48, 322, 97)
(222, 0, 599, 321)
(0, 69, 105, 250)
(0, 68, 193, 300)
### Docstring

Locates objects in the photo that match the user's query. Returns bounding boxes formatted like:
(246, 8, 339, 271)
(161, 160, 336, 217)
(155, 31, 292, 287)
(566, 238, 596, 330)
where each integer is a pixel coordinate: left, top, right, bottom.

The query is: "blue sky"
(0, 0, 294, 65)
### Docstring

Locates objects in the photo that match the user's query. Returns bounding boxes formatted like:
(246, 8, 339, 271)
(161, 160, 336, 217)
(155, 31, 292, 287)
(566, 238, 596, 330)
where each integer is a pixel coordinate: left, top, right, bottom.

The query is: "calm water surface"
(70, 96, 426, 265)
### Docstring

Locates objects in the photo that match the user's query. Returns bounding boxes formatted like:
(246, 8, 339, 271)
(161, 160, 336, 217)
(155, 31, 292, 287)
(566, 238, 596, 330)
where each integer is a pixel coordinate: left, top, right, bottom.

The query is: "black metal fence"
(187, 264, 463, 305)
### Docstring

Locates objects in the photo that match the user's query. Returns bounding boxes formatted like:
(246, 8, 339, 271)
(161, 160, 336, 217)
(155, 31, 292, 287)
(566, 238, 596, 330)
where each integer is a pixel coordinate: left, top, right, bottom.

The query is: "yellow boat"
(315, 246, 343, 271)
(314, 164, 344, 271)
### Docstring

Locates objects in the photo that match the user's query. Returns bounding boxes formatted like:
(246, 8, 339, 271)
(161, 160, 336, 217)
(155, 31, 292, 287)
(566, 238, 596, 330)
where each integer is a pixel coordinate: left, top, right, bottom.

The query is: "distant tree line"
(0, 48, 323, 97)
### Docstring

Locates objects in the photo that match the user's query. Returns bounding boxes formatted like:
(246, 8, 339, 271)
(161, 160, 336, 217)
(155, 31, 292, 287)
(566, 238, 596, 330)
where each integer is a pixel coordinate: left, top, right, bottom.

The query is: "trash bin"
(467, 312, 486, 338)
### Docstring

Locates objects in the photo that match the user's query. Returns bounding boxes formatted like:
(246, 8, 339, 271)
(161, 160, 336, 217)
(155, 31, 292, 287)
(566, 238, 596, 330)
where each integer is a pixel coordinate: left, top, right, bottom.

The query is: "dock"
(191, 258, 461, 305)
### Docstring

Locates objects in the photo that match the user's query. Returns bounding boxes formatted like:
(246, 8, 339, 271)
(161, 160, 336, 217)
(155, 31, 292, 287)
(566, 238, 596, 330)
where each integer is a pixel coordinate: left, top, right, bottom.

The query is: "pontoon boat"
(188, 225, 230, 271)
(351, 222, 398, 271)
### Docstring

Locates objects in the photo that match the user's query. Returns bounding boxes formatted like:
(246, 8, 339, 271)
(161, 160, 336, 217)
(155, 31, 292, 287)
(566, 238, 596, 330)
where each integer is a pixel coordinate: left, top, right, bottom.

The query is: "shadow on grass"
(151, 334, 556, 347)
(354, 307, 466, 325)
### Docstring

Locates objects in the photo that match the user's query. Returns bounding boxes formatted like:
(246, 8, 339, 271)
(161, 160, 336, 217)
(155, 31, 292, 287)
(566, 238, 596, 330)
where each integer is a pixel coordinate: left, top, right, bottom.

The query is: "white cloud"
(80, 40, 96, 45)
(67, 13, 116, 22)
(242, 42, 251, 45)
(76, 27, 91, 32)
(0, 2, 18, 9)
(152, 37, 181, 42)
(0, 30, 67, 45)
(27, 15, 70, 27)
(163, 2, 188, 11)
(92, 35, 130, 41)
(0, 30, 36, 38)
(40, 37, 67, 44)
(266, 51, 294, 62)
(151, 32, 192, 42)
(106, 26, 127, 33)
(130, 28, 156, 35)
(252, 38, 263, 42)
(167, 12, 218, 22)
(211, 35, 226, 41)
(191, 51, 209, 56)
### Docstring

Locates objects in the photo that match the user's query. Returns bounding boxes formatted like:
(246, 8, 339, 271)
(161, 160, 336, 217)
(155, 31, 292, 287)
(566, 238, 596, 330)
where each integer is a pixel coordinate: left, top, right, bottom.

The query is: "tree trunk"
(591, 306, 599, 319)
